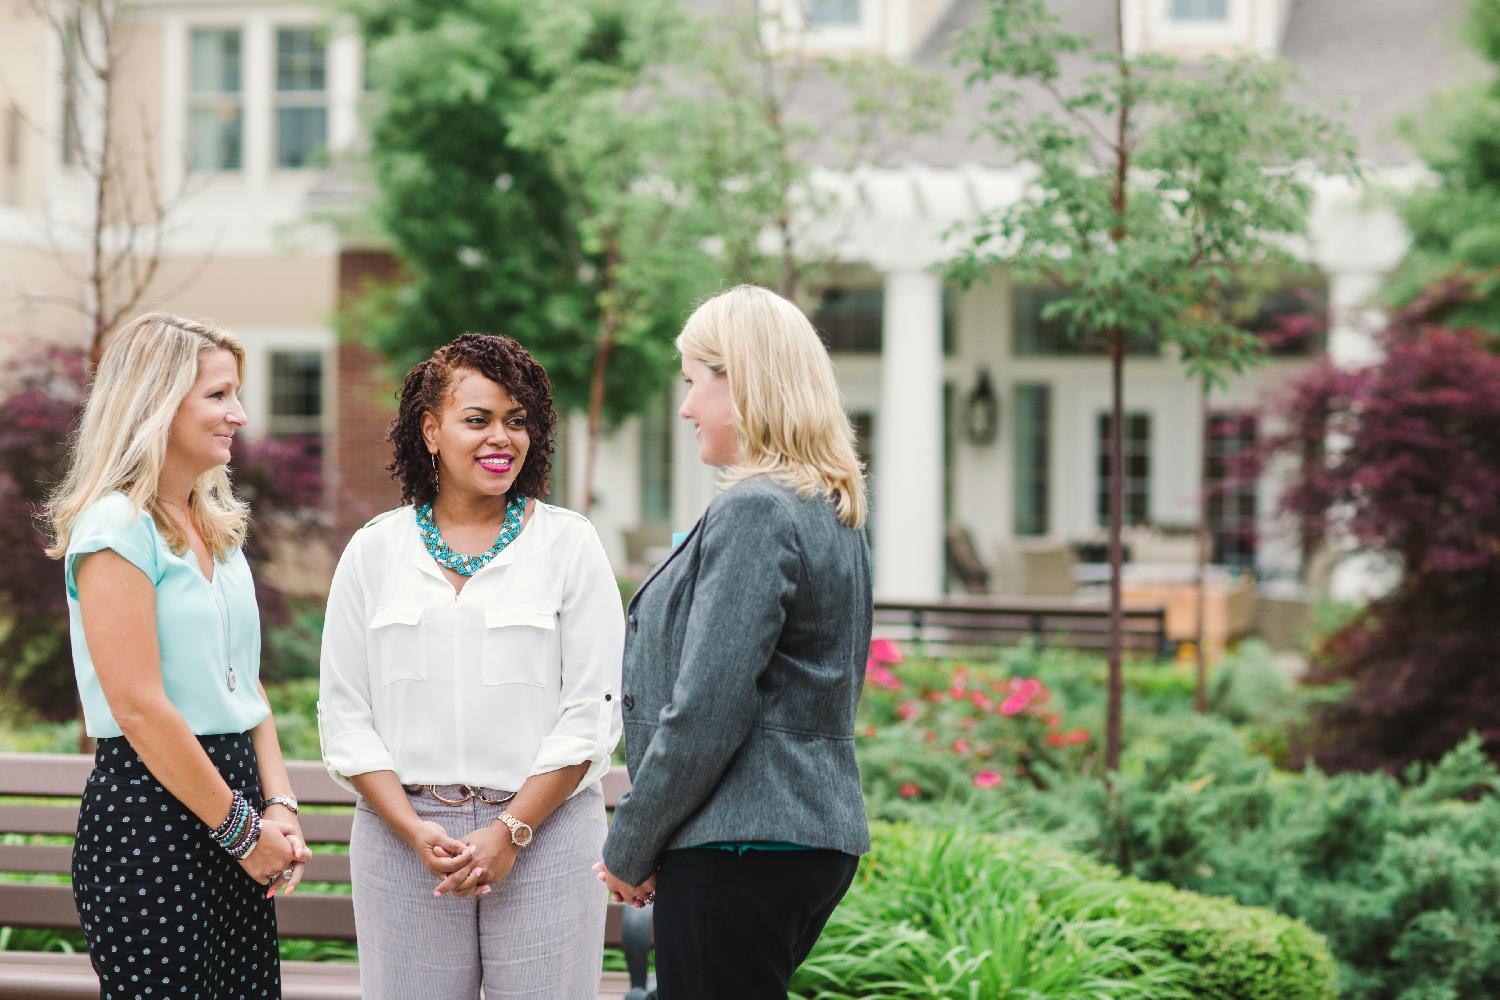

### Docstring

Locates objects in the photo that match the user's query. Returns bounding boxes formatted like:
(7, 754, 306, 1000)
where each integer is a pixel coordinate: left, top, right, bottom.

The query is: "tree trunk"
(579, 238, 621, 516)
(1104, 0, 1131, 774)
(1104, 332, 1126, 772)
(1194, 380, 1211, 713)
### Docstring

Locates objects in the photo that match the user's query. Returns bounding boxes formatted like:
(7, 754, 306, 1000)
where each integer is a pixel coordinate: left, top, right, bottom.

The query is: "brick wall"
(332, 249, 403, 547)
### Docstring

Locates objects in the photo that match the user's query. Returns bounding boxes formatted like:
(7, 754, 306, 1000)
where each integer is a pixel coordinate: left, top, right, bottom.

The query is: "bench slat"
(0, 843, 353, 884)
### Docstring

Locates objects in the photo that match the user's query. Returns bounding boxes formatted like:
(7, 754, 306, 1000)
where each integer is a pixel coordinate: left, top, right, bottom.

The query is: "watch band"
(498, 811, 533, 847)
(262, 794, 299, 815)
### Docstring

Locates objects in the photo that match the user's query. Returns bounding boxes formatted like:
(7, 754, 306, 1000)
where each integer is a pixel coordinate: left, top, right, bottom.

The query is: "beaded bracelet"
(210, 790, 262, 860)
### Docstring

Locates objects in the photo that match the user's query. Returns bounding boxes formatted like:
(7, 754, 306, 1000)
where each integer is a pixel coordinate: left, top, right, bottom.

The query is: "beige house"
(0, 0, 1477, 602)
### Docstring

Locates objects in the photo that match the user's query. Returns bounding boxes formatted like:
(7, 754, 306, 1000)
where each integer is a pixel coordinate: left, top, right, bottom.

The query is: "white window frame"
(236, 328, 334, 448)
(186, 25, 246, 174)
(272, 25, 329, 172)
(1149, 0, 1249, 49)
(762, 0, 893, 57)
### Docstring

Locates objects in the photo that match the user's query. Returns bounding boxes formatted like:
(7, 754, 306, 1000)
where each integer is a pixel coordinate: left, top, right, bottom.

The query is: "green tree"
(1387, 0, 1500, 339)
(944, 0, 1356, 782)
(351, 0, 946, 510)
(349, 0, 692, 449)
(687, 8, 950, 308)
(502, 1, 727, 511)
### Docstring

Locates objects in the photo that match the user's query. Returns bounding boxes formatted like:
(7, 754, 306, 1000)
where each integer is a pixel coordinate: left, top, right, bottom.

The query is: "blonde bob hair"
(677, 284, 867, 529)
(46, 312, 249, 561)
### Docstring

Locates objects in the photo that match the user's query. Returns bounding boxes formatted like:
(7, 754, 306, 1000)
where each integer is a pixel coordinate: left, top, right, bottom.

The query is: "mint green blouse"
(65, 493, 269, 738)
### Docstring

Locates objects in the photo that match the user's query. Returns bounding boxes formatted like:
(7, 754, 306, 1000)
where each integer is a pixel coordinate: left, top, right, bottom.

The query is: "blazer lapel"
(628, 517, 703, 613)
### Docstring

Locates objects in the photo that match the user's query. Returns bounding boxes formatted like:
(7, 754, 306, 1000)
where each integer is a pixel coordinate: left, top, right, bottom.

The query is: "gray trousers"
(349, 783, 608, 999)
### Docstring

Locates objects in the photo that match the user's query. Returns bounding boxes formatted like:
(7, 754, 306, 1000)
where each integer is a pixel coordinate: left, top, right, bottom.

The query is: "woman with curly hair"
(317, 334, 623, 999)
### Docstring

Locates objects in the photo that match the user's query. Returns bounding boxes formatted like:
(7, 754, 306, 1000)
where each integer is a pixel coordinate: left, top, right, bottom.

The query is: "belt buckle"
(429, 783, 474, 805)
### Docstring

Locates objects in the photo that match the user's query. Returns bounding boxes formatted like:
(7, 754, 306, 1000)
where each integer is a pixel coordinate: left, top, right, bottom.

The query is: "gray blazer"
(602, 476, 873, 885)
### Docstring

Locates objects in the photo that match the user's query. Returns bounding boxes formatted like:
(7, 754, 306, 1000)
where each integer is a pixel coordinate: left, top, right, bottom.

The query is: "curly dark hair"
(387, 334, 557, 508)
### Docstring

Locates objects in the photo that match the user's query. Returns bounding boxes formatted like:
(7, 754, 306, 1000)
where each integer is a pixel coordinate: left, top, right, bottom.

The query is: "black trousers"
(653, 847, 859, 1000)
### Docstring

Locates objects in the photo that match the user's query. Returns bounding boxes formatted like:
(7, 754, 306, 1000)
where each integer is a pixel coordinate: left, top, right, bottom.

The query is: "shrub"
(1017, 721, 1500, 998)
(792, 822, 1335, 1000)
(856, 643, 1098, 812)
(1269, 316, 1500, 774)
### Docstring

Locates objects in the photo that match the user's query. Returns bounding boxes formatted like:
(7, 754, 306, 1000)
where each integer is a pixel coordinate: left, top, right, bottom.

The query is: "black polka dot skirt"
(72, 733, 281, 999)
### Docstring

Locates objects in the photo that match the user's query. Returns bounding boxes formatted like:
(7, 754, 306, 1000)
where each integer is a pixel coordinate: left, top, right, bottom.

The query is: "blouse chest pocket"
(481, 605, 556, 687)
(369, 603, 427, 685)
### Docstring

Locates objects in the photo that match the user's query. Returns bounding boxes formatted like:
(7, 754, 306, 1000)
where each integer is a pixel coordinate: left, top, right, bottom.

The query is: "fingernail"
(286, 885, 296, 896)
(433, 889, 442, 897)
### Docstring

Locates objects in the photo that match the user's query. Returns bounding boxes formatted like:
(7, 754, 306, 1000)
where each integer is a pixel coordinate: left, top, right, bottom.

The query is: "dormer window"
(1170, 0, 1229, 23)
(762, 0, 914, 59)
(1125, 0, 1282, 59)
(806, 0, 862, 28)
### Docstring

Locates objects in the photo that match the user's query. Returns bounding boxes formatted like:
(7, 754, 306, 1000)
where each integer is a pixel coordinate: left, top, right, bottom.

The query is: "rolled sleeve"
(604, 489, 799, 884)
(527, 522, 624, 796)
(317, 534, 398, 793)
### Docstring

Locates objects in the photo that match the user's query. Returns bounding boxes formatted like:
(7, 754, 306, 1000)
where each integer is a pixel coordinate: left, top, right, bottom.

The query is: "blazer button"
(628, 613, 638, 631)
(622, 694, 635, 711)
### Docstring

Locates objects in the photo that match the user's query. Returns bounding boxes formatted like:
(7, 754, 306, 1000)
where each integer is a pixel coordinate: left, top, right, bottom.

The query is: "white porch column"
(1327, 271, 1383, 368)
(874, 269, 944, 598)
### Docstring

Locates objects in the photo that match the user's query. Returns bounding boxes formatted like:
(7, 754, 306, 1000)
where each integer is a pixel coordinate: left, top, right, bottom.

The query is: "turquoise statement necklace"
(417, 495, 528, 576)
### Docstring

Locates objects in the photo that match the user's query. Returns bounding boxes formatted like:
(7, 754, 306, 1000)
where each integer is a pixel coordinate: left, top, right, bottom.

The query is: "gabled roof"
(768, 0, 1485, 168)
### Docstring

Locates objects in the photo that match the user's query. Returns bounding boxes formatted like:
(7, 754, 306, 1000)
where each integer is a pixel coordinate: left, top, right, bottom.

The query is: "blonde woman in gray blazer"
(597, 285, 873, 1000)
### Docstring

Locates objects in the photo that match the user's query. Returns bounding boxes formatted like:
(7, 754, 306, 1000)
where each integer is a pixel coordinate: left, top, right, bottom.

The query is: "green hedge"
(792, 822, 1336, 1000)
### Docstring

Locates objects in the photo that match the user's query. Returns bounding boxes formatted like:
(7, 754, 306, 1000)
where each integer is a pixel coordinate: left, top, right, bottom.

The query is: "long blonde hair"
(677, 284, 868, 529)
(46, 312, 250, 560)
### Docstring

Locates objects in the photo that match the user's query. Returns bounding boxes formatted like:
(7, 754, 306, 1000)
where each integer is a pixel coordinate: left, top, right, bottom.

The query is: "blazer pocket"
(481, 605, 556, 687)
(369, 603, 427, 685)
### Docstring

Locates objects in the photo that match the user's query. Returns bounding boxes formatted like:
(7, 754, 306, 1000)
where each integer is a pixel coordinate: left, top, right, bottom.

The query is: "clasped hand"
(592, 860, 655, 908)
(239, 817, 311, 896)
(408, 819, 519, 899)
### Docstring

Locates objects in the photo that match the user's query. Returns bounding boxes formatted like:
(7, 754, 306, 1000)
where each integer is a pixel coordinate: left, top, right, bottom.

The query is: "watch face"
(512, 822, 533, 847)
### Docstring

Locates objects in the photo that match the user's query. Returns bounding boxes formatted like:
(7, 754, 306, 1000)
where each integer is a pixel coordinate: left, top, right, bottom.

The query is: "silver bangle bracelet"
(262, 794, 299, 815)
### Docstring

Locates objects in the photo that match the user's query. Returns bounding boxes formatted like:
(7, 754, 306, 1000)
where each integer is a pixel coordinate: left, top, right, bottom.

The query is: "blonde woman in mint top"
(46, 313, 310, 1000)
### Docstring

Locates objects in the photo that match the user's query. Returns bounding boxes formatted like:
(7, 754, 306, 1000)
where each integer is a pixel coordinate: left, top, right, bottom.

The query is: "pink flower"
(897, 701, 921, 721)
(927, 691, 946, 703)
(868, 638, 904, 665)
(972, 771, 1003, 790)
(951, 739, 970, 754)
(898, 783, 920, 799)
(1000, 677, 1044, 716)
(867, 666, 901, 691)
(969, 691, 996, 712)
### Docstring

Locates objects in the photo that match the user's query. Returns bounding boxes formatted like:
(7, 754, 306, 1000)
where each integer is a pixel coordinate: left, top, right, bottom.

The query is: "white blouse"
(317, 502, 624, 797)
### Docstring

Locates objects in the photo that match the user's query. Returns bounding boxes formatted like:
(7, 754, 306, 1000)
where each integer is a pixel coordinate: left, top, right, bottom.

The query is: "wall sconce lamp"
(965, 369, 1000, 446)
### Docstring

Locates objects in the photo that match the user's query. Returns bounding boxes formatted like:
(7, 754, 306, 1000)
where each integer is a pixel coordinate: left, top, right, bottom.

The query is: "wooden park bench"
(873, 595, 1173, 661)
(0, 754, 654, 1000)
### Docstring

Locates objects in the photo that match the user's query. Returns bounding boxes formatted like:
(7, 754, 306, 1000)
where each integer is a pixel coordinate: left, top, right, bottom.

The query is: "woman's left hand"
(593, 860, 655, 908)
(262, 804, 307, 898)
(435, 823, 516, 898)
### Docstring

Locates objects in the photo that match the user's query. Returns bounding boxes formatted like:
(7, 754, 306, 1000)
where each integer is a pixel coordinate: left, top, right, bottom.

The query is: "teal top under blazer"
(602, 477, 874, 886)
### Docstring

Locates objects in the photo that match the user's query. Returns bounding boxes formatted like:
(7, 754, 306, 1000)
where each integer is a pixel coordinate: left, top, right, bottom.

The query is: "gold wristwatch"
(498, 811, 533, 847)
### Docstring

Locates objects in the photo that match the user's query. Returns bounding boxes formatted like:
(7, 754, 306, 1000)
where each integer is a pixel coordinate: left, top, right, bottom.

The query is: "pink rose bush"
(857, 640, 1095, 806)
